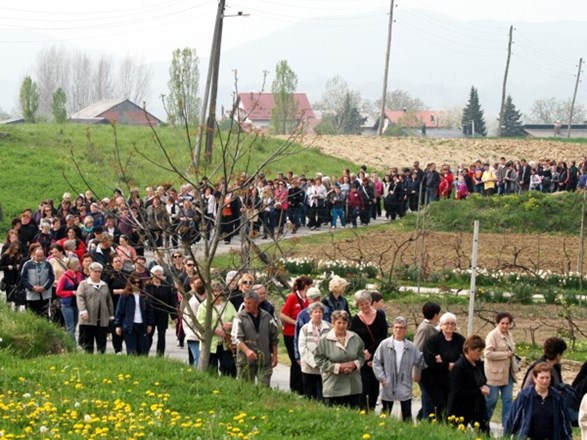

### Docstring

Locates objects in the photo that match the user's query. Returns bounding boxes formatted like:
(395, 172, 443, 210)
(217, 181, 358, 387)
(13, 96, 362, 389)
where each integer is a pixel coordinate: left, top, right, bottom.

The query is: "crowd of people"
(3, 159, 587, 436)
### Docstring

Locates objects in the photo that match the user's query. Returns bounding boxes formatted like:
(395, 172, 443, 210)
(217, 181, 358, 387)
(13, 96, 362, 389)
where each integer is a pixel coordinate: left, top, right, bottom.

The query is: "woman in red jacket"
(280, 275, 312, 395)
(56, 258, 83, 341)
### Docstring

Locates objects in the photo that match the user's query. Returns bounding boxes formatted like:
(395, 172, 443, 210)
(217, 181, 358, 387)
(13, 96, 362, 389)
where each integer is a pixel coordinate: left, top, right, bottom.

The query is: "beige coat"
(76, 280, 114, 327)
(484, 327, 517, 386)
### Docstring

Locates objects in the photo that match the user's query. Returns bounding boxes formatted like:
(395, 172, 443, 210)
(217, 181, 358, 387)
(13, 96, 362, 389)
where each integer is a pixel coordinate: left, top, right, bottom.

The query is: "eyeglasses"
(173, 255, 183, 258)
(443, 322, 457, 326)
(185, 263, 194, 267)
(242, 280, 253, 285)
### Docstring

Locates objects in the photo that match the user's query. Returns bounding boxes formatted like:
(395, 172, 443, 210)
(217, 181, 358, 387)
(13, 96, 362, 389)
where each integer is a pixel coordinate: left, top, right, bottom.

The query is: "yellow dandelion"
(458, 424, 465, 431)
(213, 390, 220, 395)
(359, 410, 366, 415)
(473, 421, 480, 429)
(362, 434, 371, 440)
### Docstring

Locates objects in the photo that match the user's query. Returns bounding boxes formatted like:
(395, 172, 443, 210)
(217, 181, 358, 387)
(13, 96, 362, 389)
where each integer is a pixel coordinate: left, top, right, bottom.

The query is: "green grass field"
(0, 123, 356, 232)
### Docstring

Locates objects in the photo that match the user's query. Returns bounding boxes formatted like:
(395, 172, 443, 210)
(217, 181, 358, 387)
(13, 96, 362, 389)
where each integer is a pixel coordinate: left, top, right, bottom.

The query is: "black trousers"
(27, 298, 49, 318)
(284, 335, 303, 394)
(148, 324, 167, 356)
(359, 364, 379, 411)
(79, 325, 107, 354)
(382, 399, 412, 421)
(302, 372, 323, 400)
(326, 394, 360, 409)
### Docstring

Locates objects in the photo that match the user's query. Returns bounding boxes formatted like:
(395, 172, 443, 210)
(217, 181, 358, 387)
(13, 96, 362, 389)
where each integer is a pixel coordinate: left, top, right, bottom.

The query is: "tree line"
(10, 46, 587, 134)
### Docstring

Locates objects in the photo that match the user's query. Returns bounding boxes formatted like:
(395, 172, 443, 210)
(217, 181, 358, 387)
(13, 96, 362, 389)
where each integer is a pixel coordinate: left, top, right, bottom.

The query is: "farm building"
(523, 123, 587, 138)
(365, 109, 462, 137)
(70, 99, 162, 126)
(236, 92, 317, 133)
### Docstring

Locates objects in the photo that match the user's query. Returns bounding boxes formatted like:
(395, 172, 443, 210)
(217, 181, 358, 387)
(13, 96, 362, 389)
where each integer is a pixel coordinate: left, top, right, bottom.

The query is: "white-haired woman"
(298, 302, 331, 400)
(144, 265, 178, 356)
(350, 289, 389, 411)
(76, 262, 114, 354)
(421, 312, 465, 417)
(322, 275, 350, 314)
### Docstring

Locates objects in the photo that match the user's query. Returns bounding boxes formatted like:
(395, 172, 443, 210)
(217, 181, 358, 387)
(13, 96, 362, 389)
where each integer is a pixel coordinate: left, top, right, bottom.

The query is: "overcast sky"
(1, 0, 586, 62)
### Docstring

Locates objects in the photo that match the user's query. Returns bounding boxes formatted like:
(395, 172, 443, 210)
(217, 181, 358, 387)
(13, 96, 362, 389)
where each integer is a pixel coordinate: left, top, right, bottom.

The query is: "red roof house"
(383, 110, 447, 129)
(237, 92, 317, 133)
(70, 99, 162, 126)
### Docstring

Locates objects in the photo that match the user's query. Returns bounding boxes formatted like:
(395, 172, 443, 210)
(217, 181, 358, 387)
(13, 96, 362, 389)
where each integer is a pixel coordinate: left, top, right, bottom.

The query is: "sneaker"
(331, 226, 336, 229)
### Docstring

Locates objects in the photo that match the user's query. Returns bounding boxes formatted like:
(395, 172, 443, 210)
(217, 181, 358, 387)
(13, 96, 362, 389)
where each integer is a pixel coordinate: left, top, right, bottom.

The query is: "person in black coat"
(422, 312, 466, 418)
(114, 272, 155, 356)
(144, 265, 178, 356)
(447, 335, 490, 434)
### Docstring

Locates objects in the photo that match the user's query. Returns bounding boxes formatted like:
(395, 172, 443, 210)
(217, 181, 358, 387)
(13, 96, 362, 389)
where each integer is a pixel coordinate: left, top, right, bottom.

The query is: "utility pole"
(377, 0, 396, 136)
(567, 57, 583, 139)
(498, 25, 514, 136)
(204, 5, 226, 163)
(193, 0, 225, 167)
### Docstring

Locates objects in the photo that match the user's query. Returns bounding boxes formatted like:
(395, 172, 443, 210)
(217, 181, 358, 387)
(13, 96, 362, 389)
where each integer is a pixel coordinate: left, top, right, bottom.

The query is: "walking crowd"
(2, 156, 587, 438)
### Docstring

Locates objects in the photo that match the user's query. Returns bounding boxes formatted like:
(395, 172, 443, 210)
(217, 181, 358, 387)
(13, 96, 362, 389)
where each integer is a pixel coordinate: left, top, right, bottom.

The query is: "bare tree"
(70, 52, 94, 112)
(117, 55, 153, 103)
(34, 45, 70, 115)
(528, 97, 587, 124)
(70, 77, 305, 371)
(93, 55, 115, 102)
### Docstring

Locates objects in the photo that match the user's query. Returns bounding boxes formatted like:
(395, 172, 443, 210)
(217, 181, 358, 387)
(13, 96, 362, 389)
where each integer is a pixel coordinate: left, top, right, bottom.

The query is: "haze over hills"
(1, 8, 585, 127)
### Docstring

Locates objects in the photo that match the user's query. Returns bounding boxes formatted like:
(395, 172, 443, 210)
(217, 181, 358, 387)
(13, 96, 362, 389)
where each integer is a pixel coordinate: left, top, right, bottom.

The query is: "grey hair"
(439, 312, 457, 326)
(393, 316, 408, 327)
(307, 302, 324, 313)
(63, 239, 77, 251)
(89, 262, 103, 272)
(354, 289, 372, 306)
(66, 257, 80, 270)
(244, 291, 260, 302)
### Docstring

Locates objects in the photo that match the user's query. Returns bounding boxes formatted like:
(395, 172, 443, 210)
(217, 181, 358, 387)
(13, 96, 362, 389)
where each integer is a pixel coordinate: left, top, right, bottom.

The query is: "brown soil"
(294, 229, 583, 276)
(297, 135, 586, 170)
(286, 135, 587, 381)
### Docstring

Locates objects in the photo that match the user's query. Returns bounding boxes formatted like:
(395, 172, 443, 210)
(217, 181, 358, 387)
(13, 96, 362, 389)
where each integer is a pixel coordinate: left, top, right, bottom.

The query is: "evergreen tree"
(19, 76, 39, 123)
(270, 60, 298, 135)
(500, 95, 525, 137)
(461, 86, 486, 136)
(51, 88, 67, 124)
(335, 93, 367, 134)
(166, 48, 201, 126)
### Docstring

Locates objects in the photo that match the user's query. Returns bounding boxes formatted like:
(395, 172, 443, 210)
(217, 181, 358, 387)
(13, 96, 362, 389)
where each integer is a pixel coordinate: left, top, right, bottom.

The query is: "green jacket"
(315, 329, 365, 398)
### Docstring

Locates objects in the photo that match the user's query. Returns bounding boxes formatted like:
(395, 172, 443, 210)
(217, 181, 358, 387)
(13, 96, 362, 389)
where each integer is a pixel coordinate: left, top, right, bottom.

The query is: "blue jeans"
(60, 303, 79, 341)
(417, 381, 434, 420)
(331, 207, 346, 227)
(288, 206, 301, 228)
(486, 376, 513, 426)
(188, 340, 200, 368)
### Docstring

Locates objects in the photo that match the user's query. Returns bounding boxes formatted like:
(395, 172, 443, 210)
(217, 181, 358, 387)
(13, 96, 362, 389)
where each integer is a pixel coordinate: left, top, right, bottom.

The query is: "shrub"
(510, 285, 534, 305)
(0, 302, 74, 358)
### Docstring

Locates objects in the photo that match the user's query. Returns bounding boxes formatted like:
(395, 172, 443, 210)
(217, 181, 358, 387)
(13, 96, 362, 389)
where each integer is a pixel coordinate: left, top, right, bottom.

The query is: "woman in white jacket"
(373, 316, 427, 421)
(298, 302, 331, 400)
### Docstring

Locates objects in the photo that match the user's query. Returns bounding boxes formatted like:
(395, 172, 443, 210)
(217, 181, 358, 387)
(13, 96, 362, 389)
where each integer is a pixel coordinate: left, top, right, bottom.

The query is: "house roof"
(384, 110, 446, 128)
(71, 99, 128, 119)
(238, 92, 316, 121)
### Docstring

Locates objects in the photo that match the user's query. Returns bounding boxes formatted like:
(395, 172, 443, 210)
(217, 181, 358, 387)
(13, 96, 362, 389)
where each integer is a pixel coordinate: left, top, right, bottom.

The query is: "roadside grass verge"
(0, 351, 481, 439)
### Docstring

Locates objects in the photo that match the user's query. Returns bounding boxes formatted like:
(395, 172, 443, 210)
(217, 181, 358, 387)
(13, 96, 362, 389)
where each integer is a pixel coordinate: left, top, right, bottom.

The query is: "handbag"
(0, 278, 6, 292)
